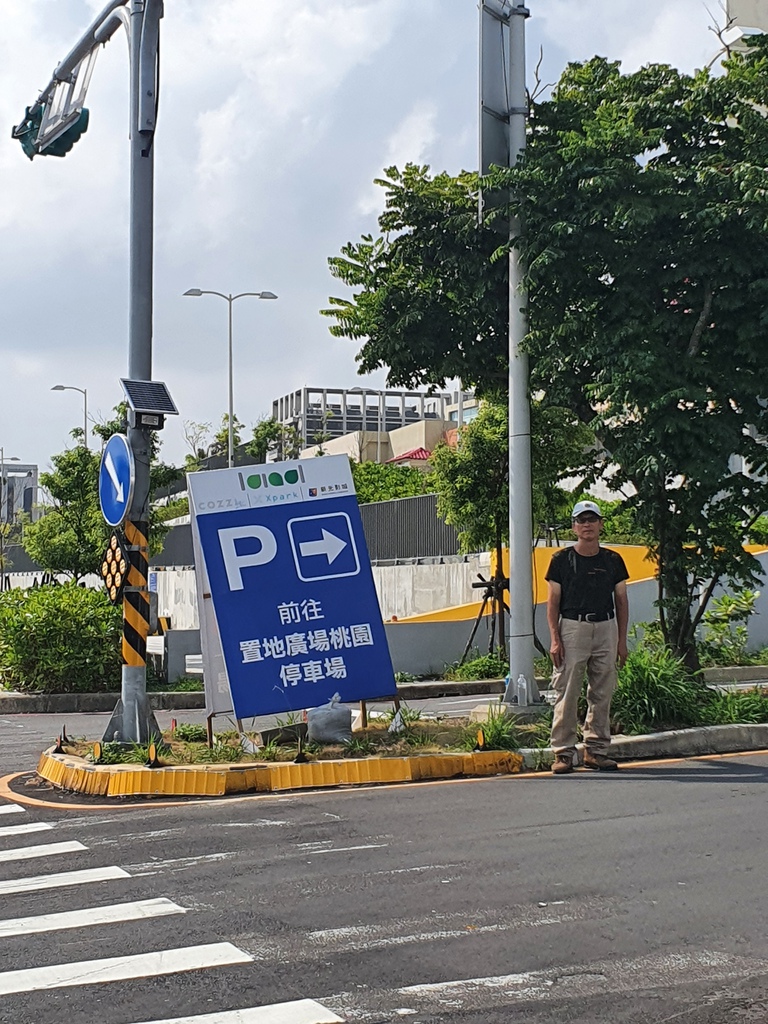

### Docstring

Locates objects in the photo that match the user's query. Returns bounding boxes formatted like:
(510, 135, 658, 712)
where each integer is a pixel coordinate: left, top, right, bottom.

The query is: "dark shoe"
(583, 752, 618, 771)
(552, 754, 574, 775)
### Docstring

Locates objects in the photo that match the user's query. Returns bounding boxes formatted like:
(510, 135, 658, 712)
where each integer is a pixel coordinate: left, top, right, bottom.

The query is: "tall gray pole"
(504, 1, 538, 704)
(228, 295, 235, 468)
(104, 0, 163, 744)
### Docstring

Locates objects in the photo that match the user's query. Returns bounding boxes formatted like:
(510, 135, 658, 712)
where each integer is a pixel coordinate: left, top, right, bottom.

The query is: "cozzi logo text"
(197, 497, 248, 510)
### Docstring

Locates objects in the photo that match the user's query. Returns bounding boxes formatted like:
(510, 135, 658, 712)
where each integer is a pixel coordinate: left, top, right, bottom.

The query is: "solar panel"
(120, 379, 178, 416)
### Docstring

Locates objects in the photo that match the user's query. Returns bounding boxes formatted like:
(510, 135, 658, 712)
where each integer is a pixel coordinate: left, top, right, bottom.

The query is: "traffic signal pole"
(104, 0, 164, 744)
(12, 0, 164, 743)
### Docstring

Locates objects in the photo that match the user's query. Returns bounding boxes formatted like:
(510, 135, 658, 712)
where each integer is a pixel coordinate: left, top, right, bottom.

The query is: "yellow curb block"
(37, 747, 524, 799)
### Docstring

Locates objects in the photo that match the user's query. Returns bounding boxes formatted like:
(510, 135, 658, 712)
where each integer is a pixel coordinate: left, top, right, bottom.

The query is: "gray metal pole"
(228, 295, 234, 468)
(104, 0, 163, 744)
(83, 389, 88, 450)
(503, 1, 539, 705)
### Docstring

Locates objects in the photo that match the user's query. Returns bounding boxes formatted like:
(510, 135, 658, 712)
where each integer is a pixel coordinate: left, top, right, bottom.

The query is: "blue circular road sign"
(99, 434, 135, 527)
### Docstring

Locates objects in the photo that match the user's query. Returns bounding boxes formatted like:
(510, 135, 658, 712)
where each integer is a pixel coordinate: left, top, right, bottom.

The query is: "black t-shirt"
(545, 546, 629, 617)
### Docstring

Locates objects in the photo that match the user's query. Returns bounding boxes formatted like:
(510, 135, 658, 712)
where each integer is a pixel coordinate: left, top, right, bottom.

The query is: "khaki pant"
(551, 617, 618, 757)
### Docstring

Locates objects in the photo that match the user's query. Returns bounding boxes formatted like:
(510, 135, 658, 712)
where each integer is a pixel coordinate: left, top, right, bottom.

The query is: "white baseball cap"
(572, 500, 603, 520)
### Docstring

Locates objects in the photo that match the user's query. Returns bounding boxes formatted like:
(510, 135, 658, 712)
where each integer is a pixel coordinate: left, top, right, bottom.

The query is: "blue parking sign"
(188, 455, 396, 718)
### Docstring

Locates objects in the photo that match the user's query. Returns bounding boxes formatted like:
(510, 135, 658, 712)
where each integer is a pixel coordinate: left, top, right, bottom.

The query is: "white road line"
(312, 844, 388, 855)
(134, 1000, 344, 1024)
(0, 942, 253, 995)
(0, 865, 129, 896)
(0, 898, 186, 939)
(1, 841, 87, 863)
(0, 805, 24, 816)
(0, 821, 52, 838)
(127, 852, 238, 876)
(398, 950, 768, 1002)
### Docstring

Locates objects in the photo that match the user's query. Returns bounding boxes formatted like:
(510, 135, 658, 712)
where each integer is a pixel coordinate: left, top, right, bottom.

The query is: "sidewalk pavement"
(0, 678, 512, 715)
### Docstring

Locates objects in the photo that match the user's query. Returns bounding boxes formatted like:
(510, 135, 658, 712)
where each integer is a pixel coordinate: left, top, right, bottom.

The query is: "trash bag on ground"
(307, 692, 353, 745)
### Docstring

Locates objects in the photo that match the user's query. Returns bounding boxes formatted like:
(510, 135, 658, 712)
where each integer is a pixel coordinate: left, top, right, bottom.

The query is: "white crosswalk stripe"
(0, 804, 25, 816)
(135, 1002, 344, 1024)
(0, 811, 341, 1021)
(0, 820, 51, 838)
(0, 865, 130, 896)
(1, 840, 87, 863)
(0, 898, 186, 939)
(0, 942, 253, 995)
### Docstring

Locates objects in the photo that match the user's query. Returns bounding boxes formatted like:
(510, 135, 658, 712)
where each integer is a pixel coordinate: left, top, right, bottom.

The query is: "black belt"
(561, 610, 615, 622)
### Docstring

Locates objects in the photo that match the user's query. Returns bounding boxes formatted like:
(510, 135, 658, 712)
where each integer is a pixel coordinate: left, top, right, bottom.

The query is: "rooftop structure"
(272, 387, 453, 449)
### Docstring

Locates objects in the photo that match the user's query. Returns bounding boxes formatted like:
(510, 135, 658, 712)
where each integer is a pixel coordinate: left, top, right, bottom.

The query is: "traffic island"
(36, 746, 525, 799)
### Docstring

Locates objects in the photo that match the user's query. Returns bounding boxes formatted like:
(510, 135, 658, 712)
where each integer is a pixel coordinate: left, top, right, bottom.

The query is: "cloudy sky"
(0, 0, 720, 474)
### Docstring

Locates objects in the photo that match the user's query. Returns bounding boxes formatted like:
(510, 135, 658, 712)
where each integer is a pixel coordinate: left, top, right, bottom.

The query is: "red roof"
(386, 447, 431, 463)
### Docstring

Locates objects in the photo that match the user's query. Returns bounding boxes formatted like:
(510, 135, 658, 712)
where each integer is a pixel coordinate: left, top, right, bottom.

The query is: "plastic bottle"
(516, 674, 528, 708)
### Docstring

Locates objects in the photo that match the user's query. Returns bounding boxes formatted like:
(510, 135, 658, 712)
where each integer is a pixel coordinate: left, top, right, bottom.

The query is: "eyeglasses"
(573, 515, 601, 524)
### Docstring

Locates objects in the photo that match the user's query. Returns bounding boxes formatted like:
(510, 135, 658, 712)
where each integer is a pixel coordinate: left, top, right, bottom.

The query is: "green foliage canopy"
(496, 50, 768, 663)
(325, 46, 768, 666)
(324, 164, 507, 397)
(350, 460, 435, 504)
(22, 443, 107, 580)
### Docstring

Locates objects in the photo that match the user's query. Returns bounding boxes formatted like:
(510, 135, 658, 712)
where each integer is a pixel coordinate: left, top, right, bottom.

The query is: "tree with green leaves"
(324, 164, 505, 397)
(350, 460, 435, 505)
(247, 418, 303, 462)
(496, 49, 768, 667)
(22, 440, 107, 580)
(326, 44, 768, 668)
(430, 402, 595, 657)
(209, 414, 244, 459)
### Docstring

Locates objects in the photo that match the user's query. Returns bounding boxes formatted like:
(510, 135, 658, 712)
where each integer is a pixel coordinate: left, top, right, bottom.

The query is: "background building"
(273, 386, 478, 464)
(0, 463, 38, 523)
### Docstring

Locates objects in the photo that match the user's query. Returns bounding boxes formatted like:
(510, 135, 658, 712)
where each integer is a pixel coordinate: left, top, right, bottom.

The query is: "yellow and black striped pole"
(122, 519, 150, 669)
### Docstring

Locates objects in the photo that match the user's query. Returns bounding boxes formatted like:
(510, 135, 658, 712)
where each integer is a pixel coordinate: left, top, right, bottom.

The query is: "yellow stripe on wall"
(390, 545, 768, 625)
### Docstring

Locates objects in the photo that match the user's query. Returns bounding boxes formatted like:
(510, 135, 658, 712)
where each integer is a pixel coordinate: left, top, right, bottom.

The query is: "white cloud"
(0, 0, 730, 471)
(357, 101, 439, 215)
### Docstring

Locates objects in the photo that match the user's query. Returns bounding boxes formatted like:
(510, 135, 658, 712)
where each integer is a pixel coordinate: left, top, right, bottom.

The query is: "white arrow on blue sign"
(99, 434, 135, 527)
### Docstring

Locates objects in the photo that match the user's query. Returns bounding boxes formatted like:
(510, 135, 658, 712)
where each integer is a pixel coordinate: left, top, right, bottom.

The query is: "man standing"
(545, 500, 629, 774)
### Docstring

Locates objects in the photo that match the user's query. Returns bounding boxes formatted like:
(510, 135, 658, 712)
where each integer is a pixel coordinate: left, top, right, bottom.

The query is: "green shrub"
(611, 645, 707, 734)
(0, 583, 122, 693)
(172, 722, 207, 743)
(698, 590, 759, 668)
(445, 652, 508, 681)
(698, 688, 768, 725)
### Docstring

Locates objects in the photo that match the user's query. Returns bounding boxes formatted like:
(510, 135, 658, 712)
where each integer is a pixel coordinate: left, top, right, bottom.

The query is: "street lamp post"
(183, 289, 278, 468)
(51, 384, 88, 449)
(0, 449, 21, 524)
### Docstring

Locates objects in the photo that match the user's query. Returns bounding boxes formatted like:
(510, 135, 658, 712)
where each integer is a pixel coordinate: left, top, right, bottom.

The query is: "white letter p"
(218, 525, 277, 591)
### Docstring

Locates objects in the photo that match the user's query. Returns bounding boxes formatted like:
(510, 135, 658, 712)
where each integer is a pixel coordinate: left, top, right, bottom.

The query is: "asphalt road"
(2, 715, 768, 1024)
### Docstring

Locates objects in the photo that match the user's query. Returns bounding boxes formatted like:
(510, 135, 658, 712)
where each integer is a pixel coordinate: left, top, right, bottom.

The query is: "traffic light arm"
(11, 0, 129, 158)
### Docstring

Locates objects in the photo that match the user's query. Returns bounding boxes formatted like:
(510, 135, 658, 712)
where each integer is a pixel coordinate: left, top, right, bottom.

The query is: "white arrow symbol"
(104, 452, 124, 504)
(299, 529, 347, 564)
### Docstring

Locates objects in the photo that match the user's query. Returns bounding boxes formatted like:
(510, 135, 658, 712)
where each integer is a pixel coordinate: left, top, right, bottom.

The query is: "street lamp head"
(258, 291, 278, 300)
(51, 384, 66, 391)
(183, 288, 203, 297)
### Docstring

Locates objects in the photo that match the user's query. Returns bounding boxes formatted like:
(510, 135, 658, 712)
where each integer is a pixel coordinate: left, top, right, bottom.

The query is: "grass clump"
(611, 645, 706, 734)
(459, 703, 520, 752)
(444, 652, 508, 681)
(698, 687, 768, 726)
(172, 722, 207, 743)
